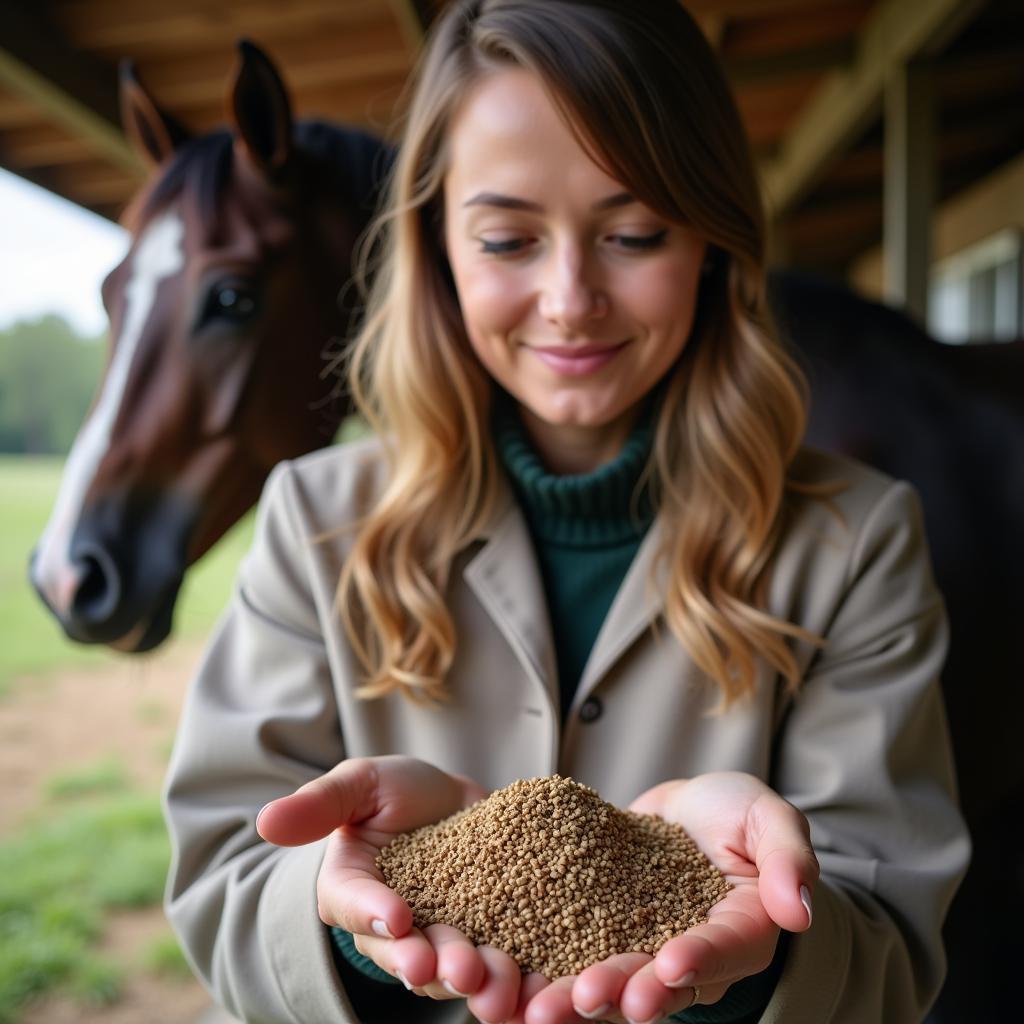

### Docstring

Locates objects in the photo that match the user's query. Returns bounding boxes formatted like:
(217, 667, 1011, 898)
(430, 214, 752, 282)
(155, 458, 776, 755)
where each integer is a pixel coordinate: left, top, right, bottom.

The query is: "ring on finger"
(686, 984, 701, 1009)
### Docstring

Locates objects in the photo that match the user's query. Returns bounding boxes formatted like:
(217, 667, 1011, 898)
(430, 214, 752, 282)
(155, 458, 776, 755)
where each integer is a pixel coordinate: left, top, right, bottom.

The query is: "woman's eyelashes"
(476, 228, 669, 256)
(479, 237, 531, 255)
(613, 229, 669, 250)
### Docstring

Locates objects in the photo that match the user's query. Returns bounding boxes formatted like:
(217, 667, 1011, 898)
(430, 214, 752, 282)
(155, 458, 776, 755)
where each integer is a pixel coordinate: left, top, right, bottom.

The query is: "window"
(928, 229, 1023, 343)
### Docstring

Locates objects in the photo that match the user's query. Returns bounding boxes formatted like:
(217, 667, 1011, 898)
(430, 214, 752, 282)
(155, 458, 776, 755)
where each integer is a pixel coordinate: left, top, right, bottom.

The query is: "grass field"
(0, 455, 254, 693)
(0, 454, 257, 1020)
(0, 782, 171, 1021)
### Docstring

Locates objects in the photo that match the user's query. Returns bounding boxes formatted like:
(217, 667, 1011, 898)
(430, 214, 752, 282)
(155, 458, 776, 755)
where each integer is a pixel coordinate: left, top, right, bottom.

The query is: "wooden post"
(883, 61, 933, 324)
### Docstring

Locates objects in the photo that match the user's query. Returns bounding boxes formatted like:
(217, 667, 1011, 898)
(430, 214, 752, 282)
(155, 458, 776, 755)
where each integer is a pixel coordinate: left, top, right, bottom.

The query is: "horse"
(772, 273, 1024, 822)
(770, 274, 1024, 1023)
(29, 41, 388, 652)
(29, 41, 1023, 1022)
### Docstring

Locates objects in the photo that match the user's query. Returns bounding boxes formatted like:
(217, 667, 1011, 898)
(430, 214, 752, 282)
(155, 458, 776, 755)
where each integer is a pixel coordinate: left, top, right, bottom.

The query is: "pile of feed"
(376, 774, 731, 977)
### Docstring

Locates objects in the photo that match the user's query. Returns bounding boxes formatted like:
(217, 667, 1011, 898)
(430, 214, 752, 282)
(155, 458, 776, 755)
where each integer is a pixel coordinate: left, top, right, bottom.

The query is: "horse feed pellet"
(376, 774, 731, 977)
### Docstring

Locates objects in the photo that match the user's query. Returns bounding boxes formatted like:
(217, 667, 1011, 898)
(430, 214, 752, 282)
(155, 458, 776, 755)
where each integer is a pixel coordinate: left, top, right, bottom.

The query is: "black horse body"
(771, 270, 1023, 1023)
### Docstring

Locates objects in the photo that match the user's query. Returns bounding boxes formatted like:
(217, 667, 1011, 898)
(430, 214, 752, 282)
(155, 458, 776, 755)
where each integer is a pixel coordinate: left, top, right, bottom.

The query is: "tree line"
(0, 315, 105, 455)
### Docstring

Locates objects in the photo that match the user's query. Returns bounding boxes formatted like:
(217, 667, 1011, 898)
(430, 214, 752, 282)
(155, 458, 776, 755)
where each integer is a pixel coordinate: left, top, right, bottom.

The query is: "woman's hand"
(256, 755, 527, 1023)
(520, 772, 819, 1024)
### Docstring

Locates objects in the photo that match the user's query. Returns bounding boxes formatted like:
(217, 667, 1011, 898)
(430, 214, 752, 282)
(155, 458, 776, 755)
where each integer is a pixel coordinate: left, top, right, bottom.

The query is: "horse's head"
(30, 41, 389, 652)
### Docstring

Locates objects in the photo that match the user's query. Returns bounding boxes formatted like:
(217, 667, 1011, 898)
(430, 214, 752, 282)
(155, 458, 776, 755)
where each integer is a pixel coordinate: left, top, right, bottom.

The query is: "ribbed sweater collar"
(492, 390, 656, 547)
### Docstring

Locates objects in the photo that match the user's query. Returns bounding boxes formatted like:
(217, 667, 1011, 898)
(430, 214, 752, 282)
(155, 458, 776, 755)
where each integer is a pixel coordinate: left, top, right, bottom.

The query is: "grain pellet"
(376, 774, 731, 978)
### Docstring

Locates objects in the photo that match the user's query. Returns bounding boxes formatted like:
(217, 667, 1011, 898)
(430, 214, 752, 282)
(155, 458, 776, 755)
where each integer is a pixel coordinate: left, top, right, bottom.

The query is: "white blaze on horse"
(29, 42, 386, 651)
(34, 211, 184, 631)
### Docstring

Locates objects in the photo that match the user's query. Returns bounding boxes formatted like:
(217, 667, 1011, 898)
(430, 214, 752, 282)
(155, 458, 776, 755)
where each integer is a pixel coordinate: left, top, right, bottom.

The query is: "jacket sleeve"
(763, 481, 971, 1023)
(162, 461, 396, 1023)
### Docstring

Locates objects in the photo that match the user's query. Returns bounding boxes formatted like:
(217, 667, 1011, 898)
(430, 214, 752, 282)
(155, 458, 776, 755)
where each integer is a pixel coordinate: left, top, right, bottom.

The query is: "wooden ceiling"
(0, 0, 1020, 275)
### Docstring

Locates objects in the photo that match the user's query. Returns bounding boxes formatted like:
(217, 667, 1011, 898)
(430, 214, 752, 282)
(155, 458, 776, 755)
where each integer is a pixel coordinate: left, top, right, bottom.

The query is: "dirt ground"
(0, 639, 229, 1024)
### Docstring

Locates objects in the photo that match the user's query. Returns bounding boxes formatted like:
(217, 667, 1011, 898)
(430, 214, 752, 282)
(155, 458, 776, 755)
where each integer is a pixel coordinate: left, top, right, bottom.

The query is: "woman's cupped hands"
(256, 761, 818, 1024)
(521, 772, 819, 1024)
(256, 754, 543, 1022)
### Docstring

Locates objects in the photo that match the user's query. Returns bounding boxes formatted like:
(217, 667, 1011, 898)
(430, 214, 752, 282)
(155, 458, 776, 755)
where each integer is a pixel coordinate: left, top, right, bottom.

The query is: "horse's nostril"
(71, 546, 123, 628)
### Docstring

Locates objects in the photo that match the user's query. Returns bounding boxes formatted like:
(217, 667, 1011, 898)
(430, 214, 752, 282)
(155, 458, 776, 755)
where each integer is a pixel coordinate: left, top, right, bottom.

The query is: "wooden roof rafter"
(0, 0, 139, 176)
(0, 0, 1011, 276)
(761, 0, 988, 217)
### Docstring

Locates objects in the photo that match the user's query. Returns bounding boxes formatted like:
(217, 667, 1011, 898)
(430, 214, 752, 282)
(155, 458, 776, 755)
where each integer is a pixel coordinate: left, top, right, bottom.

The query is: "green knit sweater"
(330, 394, 784, 1023)
(492, 389, 655, 714)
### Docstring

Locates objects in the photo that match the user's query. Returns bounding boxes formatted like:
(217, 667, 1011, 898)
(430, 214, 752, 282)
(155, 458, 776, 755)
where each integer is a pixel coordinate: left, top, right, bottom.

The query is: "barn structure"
(1, 0, 1023, 335)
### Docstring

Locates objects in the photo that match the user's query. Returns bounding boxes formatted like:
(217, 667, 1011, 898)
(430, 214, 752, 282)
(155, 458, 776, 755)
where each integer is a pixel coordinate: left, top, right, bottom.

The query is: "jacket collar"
(576, 518, 668, 701)
(464, 470, 667, 715)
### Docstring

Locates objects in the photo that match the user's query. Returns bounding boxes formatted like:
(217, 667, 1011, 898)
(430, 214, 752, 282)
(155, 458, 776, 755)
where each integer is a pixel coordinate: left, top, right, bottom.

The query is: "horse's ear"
(230, 40, 293, 178)
(119, 60, 190, 166)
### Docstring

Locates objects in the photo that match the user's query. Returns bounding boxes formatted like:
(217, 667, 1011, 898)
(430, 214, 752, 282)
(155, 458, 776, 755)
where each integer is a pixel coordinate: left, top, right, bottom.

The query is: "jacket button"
(579, 697, 603, 723)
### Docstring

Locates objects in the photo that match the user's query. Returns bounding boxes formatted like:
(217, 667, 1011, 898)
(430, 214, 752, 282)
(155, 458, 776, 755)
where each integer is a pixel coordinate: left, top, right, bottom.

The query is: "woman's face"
(443, 69, 706, 474)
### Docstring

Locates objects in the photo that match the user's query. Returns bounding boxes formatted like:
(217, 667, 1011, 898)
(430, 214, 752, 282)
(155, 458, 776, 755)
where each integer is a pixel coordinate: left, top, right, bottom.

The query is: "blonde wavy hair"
(340, 0, 829, 708)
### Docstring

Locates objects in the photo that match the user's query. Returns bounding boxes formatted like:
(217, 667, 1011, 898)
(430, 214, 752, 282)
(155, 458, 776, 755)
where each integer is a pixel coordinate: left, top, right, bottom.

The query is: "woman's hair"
(340, 0, 826, 708)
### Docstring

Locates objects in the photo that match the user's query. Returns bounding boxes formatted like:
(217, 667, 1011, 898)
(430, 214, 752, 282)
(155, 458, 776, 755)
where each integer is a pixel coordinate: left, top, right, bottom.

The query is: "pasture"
(0, 455, 252, 1022)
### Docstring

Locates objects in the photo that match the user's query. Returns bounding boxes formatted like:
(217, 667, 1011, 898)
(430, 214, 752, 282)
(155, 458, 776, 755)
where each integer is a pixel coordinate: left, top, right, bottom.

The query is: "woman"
(164, 2, 969, 1022)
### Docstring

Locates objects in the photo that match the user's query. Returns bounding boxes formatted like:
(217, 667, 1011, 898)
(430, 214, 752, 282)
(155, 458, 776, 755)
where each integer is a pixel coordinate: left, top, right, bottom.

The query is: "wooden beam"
(2, 124, 95, 168)
(760, 0, 987, 216)
(140, 49, 411, 109)
(785, 195, 882, 267)
(49, 160, 138, 205)
(411, 0, 443, 30)
(724, 2, 868, 58)
(734, 76, 819, 146)
(59, 0, 388, 55)
(686, 0, 868, 16)
(883, 61, 933, 322)
(388, 0, 427, 54)
(725, 38, 854, 82)
(0, 93, 39, 130)
(696, 14, 727, 50)
(0, 1, 139, 175)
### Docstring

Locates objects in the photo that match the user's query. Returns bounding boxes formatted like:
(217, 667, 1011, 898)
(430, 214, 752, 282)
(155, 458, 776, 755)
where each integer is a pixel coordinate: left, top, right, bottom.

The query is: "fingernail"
(371, 918, 395, 939)
(665, 969, 696, 989)
(442, 979, 471, 997)
(800, 884, 814, 927)
(396, 970, 412, 990)
(255, 802, 272, 833)
(575, 1003, 612, 1020)
(626, 1016, 662, 1024)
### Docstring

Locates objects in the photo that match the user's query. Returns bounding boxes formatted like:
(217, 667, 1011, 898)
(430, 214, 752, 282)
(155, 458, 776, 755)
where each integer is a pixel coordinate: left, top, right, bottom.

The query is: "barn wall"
(850, 150, 1024, 299)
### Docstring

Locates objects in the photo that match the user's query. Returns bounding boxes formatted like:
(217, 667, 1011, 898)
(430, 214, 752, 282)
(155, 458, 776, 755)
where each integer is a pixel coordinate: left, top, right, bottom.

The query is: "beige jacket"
(164, 437, 969, 1024)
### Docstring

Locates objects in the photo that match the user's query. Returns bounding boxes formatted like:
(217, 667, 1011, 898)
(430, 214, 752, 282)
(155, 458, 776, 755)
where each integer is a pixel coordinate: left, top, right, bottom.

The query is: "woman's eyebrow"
(462, 191, 635, 212)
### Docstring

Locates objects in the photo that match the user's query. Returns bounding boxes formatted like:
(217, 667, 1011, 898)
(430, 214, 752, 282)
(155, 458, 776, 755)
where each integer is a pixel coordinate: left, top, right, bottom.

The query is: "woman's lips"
(531, 340, 629, 376)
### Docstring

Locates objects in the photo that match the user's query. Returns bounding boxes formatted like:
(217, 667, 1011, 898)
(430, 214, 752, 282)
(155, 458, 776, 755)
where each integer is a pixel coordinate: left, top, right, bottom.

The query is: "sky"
(0, 167, 128, 337)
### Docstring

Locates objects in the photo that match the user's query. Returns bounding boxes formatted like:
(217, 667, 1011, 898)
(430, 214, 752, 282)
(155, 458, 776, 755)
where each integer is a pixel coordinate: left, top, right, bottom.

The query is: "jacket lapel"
(463, 477, 671, 724)
(571, 520, 668, 711)
(462, 483, 559, 720)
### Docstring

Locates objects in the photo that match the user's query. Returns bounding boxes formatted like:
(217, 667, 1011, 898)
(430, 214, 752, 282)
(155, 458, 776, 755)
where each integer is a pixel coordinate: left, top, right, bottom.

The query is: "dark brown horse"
(30, 42, 387, 652)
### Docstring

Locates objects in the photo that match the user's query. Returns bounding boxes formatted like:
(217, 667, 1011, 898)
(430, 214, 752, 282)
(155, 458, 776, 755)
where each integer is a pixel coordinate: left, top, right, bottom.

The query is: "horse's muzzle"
(30, 489, 197, 652)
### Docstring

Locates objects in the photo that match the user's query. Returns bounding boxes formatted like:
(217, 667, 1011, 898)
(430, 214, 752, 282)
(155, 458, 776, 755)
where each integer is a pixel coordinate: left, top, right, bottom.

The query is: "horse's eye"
(200, 280, 259, 327)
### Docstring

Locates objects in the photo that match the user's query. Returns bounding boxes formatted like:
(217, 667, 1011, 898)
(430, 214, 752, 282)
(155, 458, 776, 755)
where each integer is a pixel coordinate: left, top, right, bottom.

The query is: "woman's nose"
(538, 251, 607, 332)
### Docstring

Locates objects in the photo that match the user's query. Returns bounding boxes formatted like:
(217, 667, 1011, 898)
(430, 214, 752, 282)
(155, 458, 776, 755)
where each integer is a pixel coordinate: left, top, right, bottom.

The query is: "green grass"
(65, 956, 123, 1008)
(44, 756, 129, 801)
(0, 455, 254, 693)
(0, 793, 169, 1022)
(0, 447, 304, 1018)
(142, 933, 193, 980)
